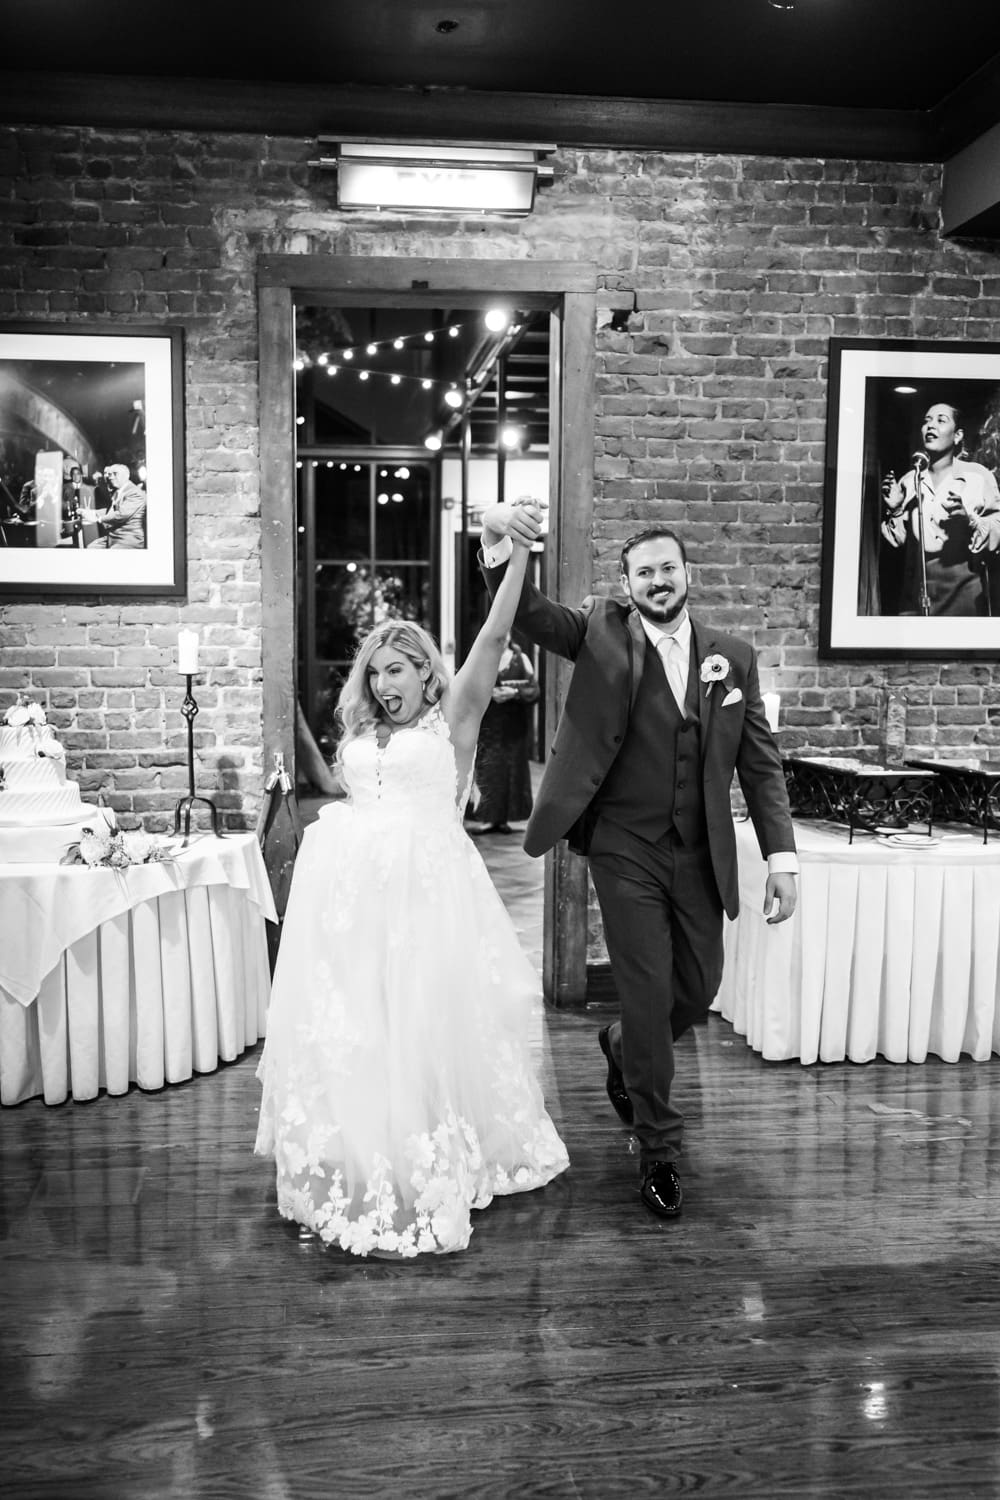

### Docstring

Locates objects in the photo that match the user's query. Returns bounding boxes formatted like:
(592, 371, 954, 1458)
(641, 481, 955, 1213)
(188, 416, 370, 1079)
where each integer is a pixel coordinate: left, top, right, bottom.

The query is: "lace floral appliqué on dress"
(255, 707, 568, 1256)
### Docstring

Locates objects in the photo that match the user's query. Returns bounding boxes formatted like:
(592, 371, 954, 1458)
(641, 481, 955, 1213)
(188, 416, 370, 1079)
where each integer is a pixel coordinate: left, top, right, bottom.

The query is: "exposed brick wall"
(1, 126, 999, 838)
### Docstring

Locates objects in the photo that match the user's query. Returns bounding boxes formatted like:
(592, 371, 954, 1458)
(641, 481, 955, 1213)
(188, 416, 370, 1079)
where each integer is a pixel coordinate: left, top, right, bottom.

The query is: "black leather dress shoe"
(598, 1026, 633, 1125)
(640, 1161, 683, 1218)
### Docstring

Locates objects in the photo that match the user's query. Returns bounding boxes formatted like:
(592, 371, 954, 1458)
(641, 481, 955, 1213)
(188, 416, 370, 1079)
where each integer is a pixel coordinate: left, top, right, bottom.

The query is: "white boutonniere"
(699, 653, 732, 698)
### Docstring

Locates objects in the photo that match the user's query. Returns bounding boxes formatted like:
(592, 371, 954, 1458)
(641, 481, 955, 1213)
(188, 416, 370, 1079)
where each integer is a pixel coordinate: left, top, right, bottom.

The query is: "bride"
(255, 508, 568, 1256)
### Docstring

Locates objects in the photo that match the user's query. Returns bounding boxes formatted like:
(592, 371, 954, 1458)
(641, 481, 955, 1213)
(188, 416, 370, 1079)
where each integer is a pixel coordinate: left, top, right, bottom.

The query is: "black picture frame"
(0, 322, 186, 597)
(819, 336, 1000, 659)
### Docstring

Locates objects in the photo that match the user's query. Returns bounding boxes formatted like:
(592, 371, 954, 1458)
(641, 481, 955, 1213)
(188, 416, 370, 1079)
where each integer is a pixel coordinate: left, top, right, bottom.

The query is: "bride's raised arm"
(446, 504, 542, 746)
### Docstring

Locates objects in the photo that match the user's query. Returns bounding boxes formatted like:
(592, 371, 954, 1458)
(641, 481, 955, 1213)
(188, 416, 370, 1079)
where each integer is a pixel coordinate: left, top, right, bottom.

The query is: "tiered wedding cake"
(0, 697, 111, 863)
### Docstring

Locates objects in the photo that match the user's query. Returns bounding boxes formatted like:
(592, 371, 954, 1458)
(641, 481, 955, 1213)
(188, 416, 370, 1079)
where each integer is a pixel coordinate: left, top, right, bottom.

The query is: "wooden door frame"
(257, 255, 596, 1005)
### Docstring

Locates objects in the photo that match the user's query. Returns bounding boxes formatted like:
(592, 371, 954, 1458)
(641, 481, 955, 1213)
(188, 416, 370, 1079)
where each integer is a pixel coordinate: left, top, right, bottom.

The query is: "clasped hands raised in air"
(482, 497, 546, 548)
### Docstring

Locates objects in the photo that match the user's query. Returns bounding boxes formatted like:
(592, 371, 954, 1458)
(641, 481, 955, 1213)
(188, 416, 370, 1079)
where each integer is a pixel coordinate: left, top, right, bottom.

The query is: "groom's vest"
(592, 634, 708, 847)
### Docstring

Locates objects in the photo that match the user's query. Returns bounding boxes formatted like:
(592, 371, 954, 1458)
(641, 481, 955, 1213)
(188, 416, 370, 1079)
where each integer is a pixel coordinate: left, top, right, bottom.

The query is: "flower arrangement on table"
(63, 820, 175, 868)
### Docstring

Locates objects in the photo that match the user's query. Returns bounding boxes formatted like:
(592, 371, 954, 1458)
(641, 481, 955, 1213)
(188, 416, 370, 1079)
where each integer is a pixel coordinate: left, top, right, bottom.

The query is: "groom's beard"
(633, 581, 688, 626)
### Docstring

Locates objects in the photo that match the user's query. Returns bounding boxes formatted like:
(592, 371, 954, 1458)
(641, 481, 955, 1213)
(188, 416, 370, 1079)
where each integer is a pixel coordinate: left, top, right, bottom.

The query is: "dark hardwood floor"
(3, 813, 1000, 1497)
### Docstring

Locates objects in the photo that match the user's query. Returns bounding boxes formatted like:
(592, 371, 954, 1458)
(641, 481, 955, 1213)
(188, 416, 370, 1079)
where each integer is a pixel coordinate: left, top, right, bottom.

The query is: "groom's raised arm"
(480, 502, 590, 661)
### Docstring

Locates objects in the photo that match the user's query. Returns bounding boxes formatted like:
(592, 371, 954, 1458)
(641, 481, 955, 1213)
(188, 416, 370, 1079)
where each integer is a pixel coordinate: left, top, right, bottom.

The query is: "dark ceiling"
(3, 1, 1000, 160)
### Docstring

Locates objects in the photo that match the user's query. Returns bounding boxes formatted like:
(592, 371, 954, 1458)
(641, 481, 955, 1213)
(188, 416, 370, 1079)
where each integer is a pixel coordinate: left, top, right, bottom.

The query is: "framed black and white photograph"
(0, 323, 185, 596)
(820, 337, 1000, 659)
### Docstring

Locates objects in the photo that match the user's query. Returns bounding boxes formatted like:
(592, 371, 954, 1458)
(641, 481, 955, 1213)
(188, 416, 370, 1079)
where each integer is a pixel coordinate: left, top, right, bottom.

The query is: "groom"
(480, 504, 797, 1219)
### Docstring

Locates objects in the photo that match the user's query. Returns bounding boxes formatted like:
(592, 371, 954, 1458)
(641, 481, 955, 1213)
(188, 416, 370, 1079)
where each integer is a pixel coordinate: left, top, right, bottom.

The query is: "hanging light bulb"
(359, 371, 370, 381)
(366, 343, 378, 355)
(391, 492, 404, 503)
(342, 349, 354, 360)
(484, 307, 510, 333)
(424, 331, 435, 342)
(395, 467, 410, 479)
(391, 374, 401, 385)
(422, 379, 432, 390)
(424, 430, 443, 451)
(501, 424, 525, 450)
(444, 386, 463, 410)
(449, 325, 460, 337)
(377, 492, 389, 505)
(326, 364, 339, 376)
(393, 338, 404, 350)
(317, 352, 329, 366)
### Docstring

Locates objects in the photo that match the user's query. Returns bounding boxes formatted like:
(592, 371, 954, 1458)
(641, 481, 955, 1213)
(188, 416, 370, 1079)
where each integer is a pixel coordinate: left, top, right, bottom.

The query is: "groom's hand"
(482, 500, 543, 549)
(764, 872, 797, 925)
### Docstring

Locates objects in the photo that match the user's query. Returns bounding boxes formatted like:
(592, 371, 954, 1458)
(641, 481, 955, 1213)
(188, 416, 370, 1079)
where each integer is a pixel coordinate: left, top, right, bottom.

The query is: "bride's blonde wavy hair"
(335, 620, 450, 768)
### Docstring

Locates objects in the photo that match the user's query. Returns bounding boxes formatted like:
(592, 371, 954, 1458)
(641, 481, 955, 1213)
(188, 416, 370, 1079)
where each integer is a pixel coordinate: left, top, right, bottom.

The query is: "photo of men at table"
(1, 456, 147, 550)
(0, 353, 148, 550)
(857, 379, 1000, 618)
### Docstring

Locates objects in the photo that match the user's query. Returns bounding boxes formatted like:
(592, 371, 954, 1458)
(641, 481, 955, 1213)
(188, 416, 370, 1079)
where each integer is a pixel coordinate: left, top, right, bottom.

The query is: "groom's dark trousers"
(586, 631, 721, 1165)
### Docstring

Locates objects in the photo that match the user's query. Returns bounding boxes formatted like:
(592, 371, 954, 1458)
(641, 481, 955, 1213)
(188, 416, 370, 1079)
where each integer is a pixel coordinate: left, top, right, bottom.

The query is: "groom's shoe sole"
(598, 1026, 634, 1126)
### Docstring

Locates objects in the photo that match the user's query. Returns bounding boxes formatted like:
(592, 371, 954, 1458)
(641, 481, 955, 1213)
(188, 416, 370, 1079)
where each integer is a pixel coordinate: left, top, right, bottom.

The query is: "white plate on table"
(876, 833, 941, 850)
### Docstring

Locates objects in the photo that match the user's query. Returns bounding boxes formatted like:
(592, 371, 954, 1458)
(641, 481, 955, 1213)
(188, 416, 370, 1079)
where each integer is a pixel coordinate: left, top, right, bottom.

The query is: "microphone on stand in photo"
(909, 451, 932, 616)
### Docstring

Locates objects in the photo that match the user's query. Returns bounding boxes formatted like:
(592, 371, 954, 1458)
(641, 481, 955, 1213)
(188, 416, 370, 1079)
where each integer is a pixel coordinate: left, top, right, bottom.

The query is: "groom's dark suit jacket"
(483, 566, 795, 920)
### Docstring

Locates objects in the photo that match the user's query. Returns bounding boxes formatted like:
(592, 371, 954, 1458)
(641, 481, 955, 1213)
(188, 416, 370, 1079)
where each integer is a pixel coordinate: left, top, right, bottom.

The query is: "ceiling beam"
(930, 49, 1000, 158)
(0, 71, 940, 162)
(941, 120, 1000, 239)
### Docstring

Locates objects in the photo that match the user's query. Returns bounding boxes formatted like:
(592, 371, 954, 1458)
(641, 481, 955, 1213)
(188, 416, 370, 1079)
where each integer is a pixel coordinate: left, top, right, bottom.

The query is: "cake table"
(0, 833, 277, 1106)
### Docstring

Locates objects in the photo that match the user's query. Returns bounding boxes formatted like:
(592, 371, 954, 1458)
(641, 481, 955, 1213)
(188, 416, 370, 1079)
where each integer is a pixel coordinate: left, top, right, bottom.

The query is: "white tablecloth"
(0, 834, 278, 1105)
(714, 819, 1000, 1064)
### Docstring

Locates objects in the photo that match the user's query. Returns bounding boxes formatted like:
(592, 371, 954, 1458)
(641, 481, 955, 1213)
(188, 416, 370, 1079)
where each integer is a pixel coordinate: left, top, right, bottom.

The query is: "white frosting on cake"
(0, 722, 62, 757)
(0, 722, 85, 826)
(0, 699, 111, 859)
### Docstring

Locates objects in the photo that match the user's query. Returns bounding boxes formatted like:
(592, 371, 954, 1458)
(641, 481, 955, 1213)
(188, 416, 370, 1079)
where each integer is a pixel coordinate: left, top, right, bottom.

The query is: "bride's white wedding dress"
(255, 705, 568, 1257)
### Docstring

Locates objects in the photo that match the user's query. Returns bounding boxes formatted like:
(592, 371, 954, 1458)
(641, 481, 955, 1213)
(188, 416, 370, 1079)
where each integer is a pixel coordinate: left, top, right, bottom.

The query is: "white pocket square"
(721, 688, 743, 707)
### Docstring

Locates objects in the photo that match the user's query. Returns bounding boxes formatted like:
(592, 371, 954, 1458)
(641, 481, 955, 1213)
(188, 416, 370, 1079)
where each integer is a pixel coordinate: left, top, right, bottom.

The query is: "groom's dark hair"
(620, 527, 688, 573)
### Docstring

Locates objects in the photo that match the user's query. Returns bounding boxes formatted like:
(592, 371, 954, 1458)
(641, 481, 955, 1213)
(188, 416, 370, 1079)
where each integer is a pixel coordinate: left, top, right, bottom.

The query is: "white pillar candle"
(177, 628, 200, 674)
(762, 692, 780, 732)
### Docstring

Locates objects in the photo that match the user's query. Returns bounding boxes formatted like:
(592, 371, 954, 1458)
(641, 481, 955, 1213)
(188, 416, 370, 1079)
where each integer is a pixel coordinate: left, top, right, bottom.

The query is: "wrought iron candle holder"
(173, 673, 220, 839)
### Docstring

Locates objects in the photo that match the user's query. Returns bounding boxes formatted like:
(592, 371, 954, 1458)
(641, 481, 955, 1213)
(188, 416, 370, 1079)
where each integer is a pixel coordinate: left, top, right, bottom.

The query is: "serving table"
(782, 755, 936, 842)
(714, 818, 1000, 1065)
(0, 833, 277, 1106)
(905, 757, 1000, 843)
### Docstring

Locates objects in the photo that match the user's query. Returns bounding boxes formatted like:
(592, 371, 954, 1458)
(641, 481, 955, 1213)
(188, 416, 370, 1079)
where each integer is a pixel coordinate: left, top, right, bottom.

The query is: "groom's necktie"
(659, 634, 688, 717)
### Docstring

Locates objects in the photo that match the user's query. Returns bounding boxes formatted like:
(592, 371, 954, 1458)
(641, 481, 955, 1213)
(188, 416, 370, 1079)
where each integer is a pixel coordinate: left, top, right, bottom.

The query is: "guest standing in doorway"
(471, 632, 539, 835)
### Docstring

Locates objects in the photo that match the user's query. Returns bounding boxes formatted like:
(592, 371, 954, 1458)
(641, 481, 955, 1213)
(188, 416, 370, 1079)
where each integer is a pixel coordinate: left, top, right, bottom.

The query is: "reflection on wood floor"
(4, 826, 1000, 1497)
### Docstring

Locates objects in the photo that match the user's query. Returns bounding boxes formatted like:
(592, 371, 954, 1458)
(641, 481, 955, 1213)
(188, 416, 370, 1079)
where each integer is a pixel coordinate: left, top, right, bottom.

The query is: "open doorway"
(293, 300, 551, 767)
(258, 256, 595, 1004)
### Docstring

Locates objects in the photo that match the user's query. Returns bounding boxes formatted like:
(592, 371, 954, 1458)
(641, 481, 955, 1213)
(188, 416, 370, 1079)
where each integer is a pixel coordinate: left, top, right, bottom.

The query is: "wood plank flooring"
(3, 821, 1000, 1498)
